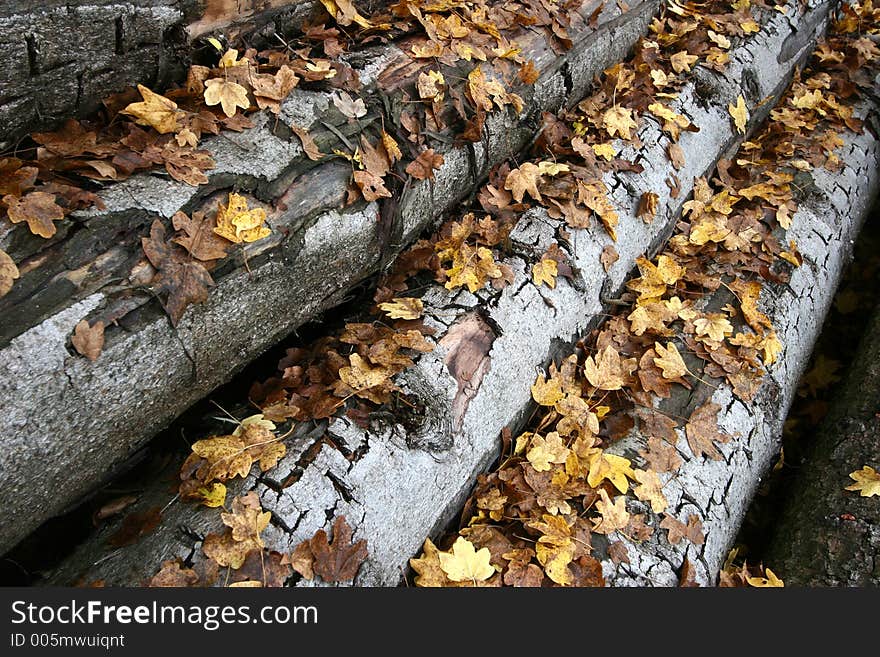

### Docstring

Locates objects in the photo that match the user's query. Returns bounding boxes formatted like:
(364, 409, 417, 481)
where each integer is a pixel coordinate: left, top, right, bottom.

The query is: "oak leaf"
(845, 465, 880, 497)
(204, 79, 250, 118)
(438, 536, 495, 583)
(121, 85, 183, 134)
(3, 191, 65, 238)
(71, 320, 105, 361)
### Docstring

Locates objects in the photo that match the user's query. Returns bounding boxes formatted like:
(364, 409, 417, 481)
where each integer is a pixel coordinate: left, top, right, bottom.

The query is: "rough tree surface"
(763, 303, 880, 586)
(43, 1, 868, 586)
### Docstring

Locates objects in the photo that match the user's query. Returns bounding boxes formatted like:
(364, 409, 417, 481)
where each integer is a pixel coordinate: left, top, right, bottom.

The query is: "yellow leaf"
(410, 539, 453, 587)
(196, 482, 227, 508)
(504, 162, 543, 202)
(591, 489, 630, 534)
(204, 79, 250, 118)
(694, 314, 733, 342)
(378, 297, 424, 320)
(653, 342, 688, 379)
(584, 345, 636, 391)
(633, 469, 668, 513)
(218, 48, 243, 68)
(603, 105, 637, 139)
(213, 193, 271, 244)
(417, 70, 445, 103)
(121, 84, 183, 134)
(531, 373, 565, 406)
(728, 95, 749, 134)
(381, 131, 402, 164)
(536, 541, 575, 585)
(339, 353, 393, 391)
(587, 451, 635, 493)
(232, 414, 277, 436)
(670, 51, 698, 73)
(747, 568, 784, 587)
(438, 537, 495, 583)
(845, 466, 880, 497)
(592, 142, 617, 161)
(532, 258, 558, 288)
(527, 432, 570, 472)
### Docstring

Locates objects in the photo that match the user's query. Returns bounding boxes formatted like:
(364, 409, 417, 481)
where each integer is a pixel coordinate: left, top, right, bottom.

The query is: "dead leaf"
(378, 297, 423, 320)
(309, 516, 368, 583)
(532, 258, 558, 288)
(121, 85, 183, 134)
(204, 79, 250, 117)
(405, 149, 444, 180)
(685, 401, 731, 460)
(3, 191, 65, 238)
(213, 193, 271, 243)
(438, 536, 495, 583)
(353, 170, 393, 201)
(71, 320, 105, 361)
(729, 95, 749, 134)
(107, 507, 162, 548)
(290, 125, 322, 161)
(172, 210, 230, 261)
(331, 90, 367, 119)
(845, 465, 880, 497)
(148, 559, 199, 587)
(0, 248, 20, 298)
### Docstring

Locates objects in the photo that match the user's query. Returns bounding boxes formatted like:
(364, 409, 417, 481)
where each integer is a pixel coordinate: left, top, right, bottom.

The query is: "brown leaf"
(607, 541, 630, 565)
(251, 65, 299, 114)
(685, 401, 731, 460)
(71, 319, 105, 361)
(172, 211, 230, 261)
(0, 248, 20, 298)
(282, 541, 315, 580)
(148, 559, 199, 587)
(406, 149, 444, 180)
(637, 191, 659, 223)
(204, 79, 250, 117)
(229, 550, 292, 587)
(668, 143, 685, 170)
(107, 507, 162, 547)
(504, 561, 545, 587)
(600, 245, 619, 272)
(3, 191, 65, 238)
(353, 170, 392, 201)
(290, 124, 323, 161)
(142, 219, 214, 326)
(638, 435, 682, 473)
(660, 513, 705, 546)
(679, 557, 700, 587)
(309, 516, 368, 583)
(160, 142, 215, 186)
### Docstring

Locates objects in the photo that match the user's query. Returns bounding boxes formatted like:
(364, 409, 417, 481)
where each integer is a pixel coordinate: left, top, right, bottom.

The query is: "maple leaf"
(587, 451, 635, 493)
(592, 142, 617, 161)
(410, 538, 453, 587)
(417, 70, 445, 103)
(319, 0, 373, 28)
(603, 106, 637, 139)
(3, 191, 65, 238)
(747, 568, 784, 588)
(378, 297, 424, 320)
(685, 401, 731, 461)
(213, 193, 271, 243)
(639, 435, 683, 474)
(331, 90, 367, 119)
(148, 559, 200, 587)
(339, 353, 395, 393)
(661, 513, 705, 546)
(303, 515, 368, 583)
(204, 79, 250, 118)
(172, 210, 229, 261)
(405, 149, 444, 180)
(121, 84, 183, 134)
(381, 131, 402, 163)
(179, 480, 227, 507)
(633, 468, 668, 513)
(653, 342, 688, 379)
(527, 432, 570, 472)
(353, 170, 393, 201)
(531, 373, 565, 406)
(845, 465, 880, 497)
(519, 60, 540, 84)
(504, 162, 543, 202)
(203, 493, 271, 569)
(600, 245, 619, 272)
(670, 51, 698, 73)
(107, 507, 162, 548)
(251, 65, 299, 114)
(229, 550, 292, 588)
(71, 319, 105, 361)
(694, 313, 733, 342)
(592, 489, 630, 534)
(584, 345, 637, 390)
(282, 542, 315, 581)
(532, 258, 558, 288)
(728, 95, 749, 134)
(0, 248, 19, 298)
(443, 245, 503, 292)
(438, 536, 495, 584)
(142, 219, 214, 326)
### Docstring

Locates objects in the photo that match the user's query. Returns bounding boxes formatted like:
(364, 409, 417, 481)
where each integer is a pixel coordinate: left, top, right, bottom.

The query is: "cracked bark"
(37, 2, 847, 586)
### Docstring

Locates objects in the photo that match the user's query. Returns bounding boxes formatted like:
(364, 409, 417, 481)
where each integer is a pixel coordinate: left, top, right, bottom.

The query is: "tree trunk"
(39, 1, 851, 586)
(763, 303, 880, 586)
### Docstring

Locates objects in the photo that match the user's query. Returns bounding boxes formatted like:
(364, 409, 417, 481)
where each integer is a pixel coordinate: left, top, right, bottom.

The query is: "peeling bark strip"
(0, 1, 659, 555)
(42, 3, 839, 586)
(763, 303, 880, 586)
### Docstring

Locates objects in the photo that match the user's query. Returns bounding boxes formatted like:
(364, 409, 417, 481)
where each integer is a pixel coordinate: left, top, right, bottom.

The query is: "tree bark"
(762, 303, 880, 586)
(38, 1, 849, 586)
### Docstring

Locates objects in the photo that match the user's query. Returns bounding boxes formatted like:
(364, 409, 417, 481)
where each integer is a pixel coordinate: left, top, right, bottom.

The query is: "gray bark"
(39, 1, 842, 585)
(0, 0, 658, 555)
(762, 303, 880, 586)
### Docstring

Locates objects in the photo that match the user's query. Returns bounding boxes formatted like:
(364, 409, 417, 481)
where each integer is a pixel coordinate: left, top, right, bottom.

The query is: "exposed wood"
(39, 2, 844, 585)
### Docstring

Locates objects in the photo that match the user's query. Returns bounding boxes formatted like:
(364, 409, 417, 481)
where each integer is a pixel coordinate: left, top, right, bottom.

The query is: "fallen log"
(0, 0, 659, 554)
(40, 0, 838, 586)
(761, 302, 880, 586)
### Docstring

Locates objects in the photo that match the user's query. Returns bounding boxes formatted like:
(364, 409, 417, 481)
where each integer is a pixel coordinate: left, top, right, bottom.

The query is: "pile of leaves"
(408, 0, 880, 587)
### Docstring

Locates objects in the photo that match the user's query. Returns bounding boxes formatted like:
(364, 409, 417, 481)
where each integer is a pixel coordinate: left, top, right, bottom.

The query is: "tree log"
(0, 0, 659, 554)
(762, 302, 880, 586)
(39, 1, 843, 585)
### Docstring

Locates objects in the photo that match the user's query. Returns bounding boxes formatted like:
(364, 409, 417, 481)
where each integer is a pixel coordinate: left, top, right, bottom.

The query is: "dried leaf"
(121, 85, 182, 134)
(172, 210, 230, 261)
(204, 79, 250, 118)
(845, 465, 880, 497)
(378, 297, 423, 320)
(405, 149, 444, 180)
(0, 248, 20, 298)
(213, 193, 271, 243)
(438, 537, 495, 583)
(71, 320, 105, 361)
(309, 516, 368, 583)
(728, 95, 749, 134)
(3, 191, 65, 238)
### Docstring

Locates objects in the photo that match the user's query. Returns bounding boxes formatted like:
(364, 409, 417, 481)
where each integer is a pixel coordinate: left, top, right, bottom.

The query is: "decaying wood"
(0, 0, 659, 554)
(762, 303, 880, 586)
(40, 2, 846, 585)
